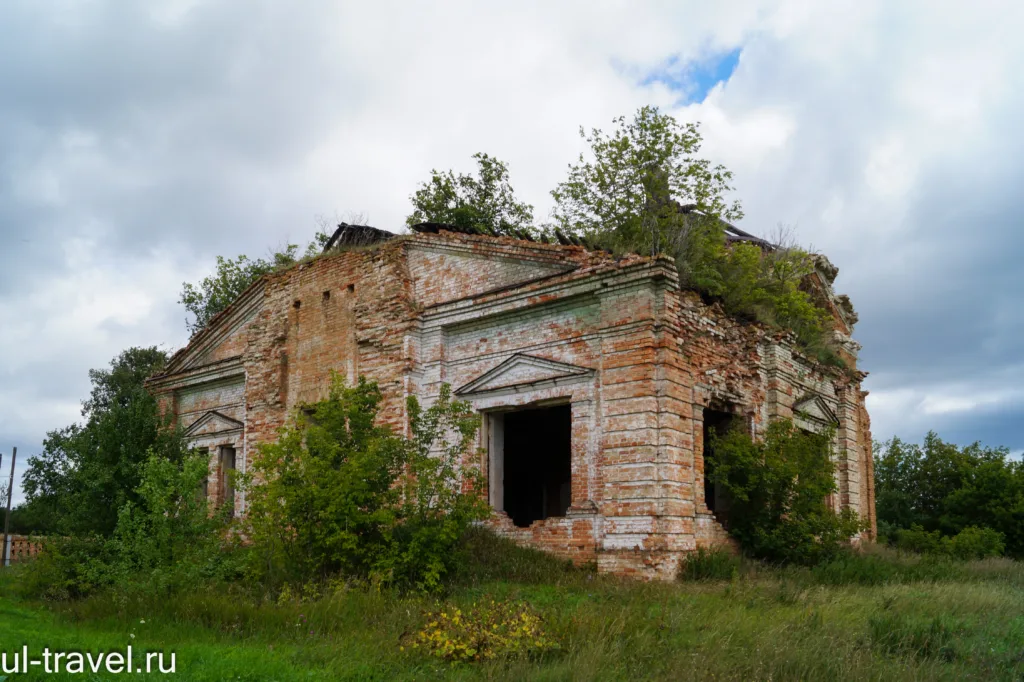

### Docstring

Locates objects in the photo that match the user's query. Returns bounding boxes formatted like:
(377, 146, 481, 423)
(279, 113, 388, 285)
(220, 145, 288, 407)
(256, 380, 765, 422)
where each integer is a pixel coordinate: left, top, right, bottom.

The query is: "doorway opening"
(219, 445, 236, 513)
(489, 404, 572, 528)
(702, 409, 736, 525)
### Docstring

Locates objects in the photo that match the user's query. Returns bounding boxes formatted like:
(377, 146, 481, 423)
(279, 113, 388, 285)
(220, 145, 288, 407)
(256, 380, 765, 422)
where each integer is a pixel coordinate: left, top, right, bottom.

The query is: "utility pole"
(2, 447, 15, 568)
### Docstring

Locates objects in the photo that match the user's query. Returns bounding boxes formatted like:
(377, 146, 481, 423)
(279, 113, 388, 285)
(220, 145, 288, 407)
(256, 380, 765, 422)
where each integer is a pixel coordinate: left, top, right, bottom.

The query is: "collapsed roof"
(323, 203, 771, 257)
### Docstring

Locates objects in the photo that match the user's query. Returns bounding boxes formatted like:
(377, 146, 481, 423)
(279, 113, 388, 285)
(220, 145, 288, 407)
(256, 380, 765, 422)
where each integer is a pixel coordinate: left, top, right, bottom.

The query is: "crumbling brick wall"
(149, 228, 875, 580)
(5, 535, 42, 564)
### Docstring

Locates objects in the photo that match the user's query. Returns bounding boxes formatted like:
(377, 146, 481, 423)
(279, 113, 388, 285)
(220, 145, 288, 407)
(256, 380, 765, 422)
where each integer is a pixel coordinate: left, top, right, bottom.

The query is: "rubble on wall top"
(328, 205, 773, 258)
(411, 206, 773, 253)
(321, 223, 396, 253)
(674, 203, 773, 249)
(409, 222, 602, 251)
(411, 221, 534, 241)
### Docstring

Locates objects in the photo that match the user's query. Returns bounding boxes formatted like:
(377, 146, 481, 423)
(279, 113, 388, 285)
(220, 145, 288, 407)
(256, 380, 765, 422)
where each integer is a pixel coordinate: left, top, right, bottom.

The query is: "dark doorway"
(702, 409, 735, 523)
(502, 405, 572, 528)
(219, 446, 236, 513)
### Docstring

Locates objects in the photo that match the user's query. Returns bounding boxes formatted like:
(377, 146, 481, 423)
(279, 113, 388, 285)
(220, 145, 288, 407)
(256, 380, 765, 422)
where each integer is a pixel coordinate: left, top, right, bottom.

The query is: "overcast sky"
(2, 0, 1022, 504)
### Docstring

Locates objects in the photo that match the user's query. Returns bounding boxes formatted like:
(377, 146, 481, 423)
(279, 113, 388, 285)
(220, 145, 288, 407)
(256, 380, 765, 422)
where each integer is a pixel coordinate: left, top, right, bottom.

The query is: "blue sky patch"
(642, 47, 741, 103)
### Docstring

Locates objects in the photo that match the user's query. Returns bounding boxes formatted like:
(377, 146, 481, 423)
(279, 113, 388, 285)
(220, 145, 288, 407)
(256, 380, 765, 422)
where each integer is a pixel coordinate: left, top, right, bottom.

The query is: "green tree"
(874, 433, 1024, 557)
(21, 347, 186, 536)
(7, 502, 54, 535)
(873, 437, 925, 537)
(242, 375, 488, 593)
(406, 152, 535, 236)
(707, 419, 863, 564)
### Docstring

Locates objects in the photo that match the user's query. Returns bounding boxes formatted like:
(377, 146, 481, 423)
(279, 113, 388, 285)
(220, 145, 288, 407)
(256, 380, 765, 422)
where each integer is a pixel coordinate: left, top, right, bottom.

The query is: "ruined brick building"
(148, 221, 875, 579)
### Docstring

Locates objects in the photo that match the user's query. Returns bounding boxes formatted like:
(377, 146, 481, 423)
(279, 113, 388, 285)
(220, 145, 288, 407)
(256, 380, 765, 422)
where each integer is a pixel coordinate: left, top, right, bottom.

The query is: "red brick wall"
(241, 243, 417, 456)
(5, 535, 42, 564)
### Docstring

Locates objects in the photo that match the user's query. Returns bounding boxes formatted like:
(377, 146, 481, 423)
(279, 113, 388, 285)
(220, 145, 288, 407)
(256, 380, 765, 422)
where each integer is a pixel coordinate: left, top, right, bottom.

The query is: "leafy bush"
(707, 419, 864, 565)
(406, 152, 536, 237)
(892, 525, 946, 555)
(679, 546, 741, 582)
(893, 525, 1005, 560)
(26, 448, 236, 600)
(945, 525, 1005, 559)
(25, 535, 118, 601)
(404, 599, 558, 662)
(242, 375, 489, 593)
(715, 242, 833, 355)
(104, 449, 239, 592)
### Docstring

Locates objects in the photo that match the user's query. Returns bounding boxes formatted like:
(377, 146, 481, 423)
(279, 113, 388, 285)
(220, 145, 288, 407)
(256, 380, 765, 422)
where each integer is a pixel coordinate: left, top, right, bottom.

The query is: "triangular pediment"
(455, 353, 594, 396)
(408, 243, 574, 308)
(184, 410, 244, 437)
(161, 280, 265, 376)
(793, 394, 839, 425)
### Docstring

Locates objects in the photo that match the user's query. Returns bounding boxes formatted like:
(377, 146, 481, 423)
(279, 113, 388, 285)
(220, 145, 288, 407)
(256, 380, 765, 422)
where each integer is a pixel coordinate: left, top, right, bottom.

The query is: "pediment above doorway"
(793, 394, 839, 429)
(184, 410, 244, 438)
(455, 353, 594, 397)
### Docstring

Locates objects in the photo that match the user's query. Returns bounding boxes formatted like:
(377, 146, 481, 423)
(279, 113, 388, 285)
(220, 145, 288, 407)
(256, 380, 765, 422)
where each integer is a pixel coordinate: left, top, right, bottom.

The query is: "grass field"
(2, 533, 1024, 681)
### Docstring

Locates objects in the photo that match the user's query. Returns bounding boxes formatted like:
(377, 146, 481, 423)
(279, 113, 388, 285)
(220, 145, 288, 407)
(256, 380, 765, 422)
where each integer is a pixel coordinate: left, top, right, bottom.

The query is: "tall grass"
(679, 546, 742, 581)
(869, 612, 963, 661)
(3, 533, 1024, 681)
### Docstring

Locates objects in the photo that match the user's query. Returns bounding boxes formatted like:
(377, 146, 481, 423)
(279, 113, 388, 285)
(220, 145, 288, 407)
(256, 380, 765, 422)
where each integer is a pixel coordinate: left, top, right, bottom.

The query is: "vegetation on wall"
(550, 105, 743, 259)
(705, 419, 864, 564)
(178, 105, 844, 364)
(551, 106, 840, 364)
(403, 107, 844, 367)
(874, 433, 1024, 558)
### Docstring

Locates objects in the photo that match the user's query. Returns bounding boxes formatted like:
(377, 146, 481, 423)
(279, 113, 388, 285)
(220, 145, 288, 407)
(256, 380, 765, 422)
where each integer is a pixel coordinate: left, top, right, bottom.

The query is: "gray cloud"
(2, 0, 1022, 504)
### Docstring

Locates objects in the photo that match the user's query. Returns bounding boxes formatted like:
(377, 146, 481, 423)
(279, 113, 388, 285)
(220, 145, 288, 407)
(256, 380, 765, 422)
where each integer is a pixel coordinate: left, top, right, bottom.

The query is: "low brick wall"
(5, 535, 43, 564)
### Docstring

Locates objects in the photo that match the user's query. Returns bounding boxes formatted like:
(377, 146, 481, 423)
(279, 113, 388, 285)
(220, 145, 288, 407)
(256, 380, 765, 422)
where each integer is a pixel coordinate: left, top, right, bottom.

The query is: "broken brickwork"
(5, 536, 42, 564)
(148, 226, 875, 580)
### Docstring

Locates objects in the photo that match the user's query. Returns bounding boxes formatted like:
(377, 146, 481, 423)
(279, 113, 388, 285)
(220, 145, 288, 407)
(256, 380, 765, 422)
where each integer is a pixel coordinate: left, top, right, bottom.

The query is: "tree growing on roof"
(406, 152, 536, 237)
(551, 105, 743, 286)
(553, 106, 839, 365)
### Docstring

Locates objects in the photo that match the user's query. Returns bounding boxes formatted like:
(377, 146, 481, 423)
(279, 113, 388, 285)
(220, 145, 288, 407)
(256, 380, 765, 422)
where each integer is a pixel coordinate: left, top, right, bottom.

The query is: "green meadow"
(2, 534, 1024, 682)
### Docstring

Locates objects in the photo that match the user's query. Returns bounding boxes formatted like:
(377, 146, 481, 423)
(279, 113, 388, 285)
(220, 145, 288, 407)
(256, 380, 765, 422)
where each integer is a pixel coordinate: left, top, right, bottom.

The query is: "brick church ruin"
(148, 221, 876, 579)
